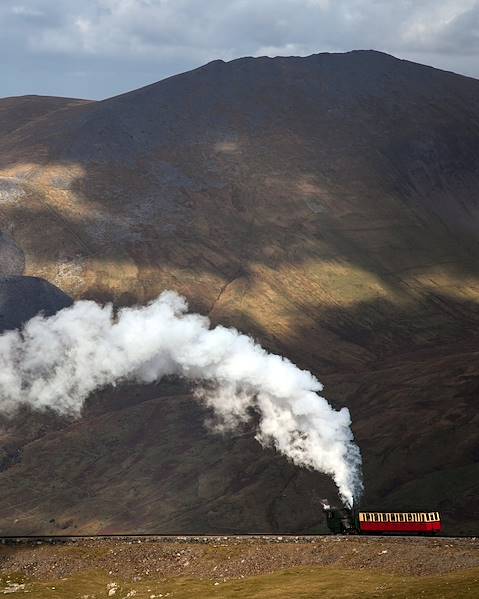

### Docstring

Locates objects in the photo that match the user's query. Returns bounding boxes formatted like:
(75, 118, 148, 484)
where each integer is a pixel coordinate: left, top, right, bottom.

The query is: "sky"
(2, 0, 479, 100)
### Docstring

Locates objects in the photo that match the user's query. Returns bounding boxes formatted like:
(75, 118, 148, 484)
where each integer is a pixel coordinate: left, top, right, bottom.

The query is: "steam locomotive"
(324, 506, 442, 535)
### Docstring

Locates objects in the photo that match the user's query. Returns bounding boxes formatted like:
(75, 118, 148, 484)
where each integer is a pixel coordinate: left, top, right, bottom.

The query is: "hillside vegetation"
(0, 51, 478, 533)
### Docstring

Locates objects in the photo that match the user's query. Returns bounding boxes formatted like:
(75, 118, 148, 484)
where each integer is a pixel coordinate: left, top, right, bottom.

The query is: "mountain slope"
(0, 50, 478, 533)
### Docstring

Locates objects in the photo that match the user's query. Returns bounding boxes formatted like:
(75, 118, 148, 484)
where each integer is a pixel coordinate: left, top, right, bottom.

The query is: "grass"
(2, 566, 479, 598)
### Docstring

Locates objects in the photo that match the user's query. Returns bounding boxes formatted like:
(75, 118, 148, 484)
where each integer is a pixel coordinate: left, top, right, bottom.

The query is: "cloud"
(11, 5, 44, 17)
(399, 0, 479, 53)
(1, 0, 479, 99)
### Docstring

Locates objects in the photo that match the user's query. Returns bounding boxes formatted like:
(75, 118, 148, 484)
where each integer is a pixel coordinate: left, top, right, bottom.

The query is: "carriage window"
(398, 514, 404, 522)
(407, 513, 413, 522)
(382, 514, 387, 522)
(390, 514, 396, 522)
(373, 513, 379, 522)
(429, 513, 435, 521)
(419, 514, 424, 522)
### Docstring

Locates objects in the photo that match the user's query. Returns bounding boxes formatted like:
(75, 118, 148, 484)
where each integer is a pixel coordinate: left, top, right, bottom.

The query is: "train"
(324, 506, 442, 535)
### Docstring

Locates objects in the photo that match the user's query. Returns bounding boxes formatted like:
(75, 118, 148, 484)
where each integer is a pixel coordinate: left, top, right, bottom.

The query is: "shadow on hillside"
(3, 160, 479, 314)
(197, 289, 479, 530)
(0, 390, 338, 535)
(2, 52, 479, 534)
(2, 43, 479, 302)
(0, 290, 478, 533)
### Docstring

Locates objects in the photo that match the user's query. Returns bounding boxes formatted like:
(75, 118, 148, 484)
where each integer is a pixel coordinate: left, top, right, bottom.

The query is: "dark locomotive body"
(325, 507, 358, 534)
(325, 507, 442, 535)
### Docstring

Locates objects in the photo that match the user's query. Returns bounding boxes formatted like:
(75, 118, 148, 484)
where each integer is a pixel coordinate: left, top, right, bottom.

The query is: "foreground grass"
(2, 566, 479, 598)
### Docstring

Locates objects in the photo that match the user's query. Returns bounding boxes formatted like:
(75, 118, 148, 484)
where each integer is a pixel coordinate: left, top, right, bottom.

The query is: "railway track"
(0, 533, 476, 545)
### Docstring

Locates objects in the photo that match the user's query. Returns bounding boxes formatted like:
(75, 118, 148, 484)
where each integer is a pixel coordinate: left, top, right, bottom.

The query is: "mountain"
(0, 50, 478, 534)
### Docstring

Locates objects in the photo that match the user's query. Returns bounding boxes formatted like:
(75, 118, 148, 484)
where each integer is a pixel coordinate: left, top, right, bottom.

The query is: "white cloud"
(2, 0, 479, 98)
(17, 0, 479, 59)
(400, 0, 479, 51)
(11, 5, 43, 16)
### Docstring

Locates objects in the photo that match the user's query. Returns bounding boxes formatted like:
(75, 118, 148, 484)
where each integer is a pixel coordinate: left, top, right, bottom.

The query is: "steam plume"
(0, 291, 363, 505)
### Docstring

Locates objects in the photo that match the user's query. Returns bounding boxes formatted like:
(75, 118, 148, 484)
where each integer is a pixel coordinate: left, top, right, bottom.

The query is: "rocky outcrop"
(0, 276, 72, 334)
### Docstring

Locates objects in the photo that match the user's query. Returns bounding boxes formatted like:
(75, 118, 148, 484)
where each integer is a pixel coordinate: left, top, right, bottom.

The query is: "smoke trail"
(0, 290, 363, 505)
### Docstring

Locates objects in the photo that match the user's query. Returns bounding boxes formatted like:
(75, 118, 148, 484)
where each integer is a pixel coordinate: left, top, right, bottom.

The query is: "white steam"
(320, 499, 331, 511)
(0, 291, 363, 505)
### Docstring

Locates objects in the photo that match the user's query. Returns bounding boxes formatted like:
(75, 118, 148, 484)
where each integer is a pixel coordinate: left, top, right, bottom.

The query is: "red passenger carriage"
(358, 511, 441, 534)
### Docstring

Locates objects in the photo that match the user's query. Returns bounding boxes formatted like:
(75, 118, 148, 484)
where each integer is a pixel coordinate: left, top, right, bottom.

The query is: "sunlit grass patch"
(2, 566, 478, 599)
